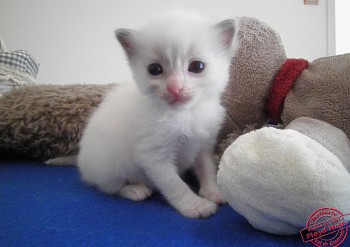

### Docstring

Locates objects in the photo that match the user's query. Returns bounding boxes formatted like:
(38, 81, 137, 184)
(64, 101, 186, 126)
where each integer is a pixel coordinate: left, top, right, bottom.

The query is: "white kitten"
(78, 11, 237, 218)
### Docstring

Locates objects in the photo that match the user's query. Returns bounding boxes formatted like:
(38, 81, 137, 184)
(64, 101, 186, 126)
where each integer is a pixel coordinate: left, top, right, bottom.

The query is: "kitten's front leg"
(139, 154, 217, 218)
(194, 149, 226, 204)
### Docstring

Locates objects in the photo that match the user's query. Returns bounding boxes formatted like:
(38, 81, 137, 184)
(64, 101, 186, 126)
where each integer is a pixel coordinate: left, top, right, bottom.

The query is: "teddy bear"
(216, 17, 350, 235)
(0, 17, 349, 236)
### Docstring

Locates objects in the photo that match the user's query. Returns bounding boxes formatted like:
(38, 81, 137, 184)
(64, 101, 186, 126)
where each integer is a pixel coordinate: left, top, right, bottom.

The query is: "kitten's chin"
(166, 97, 204, 112)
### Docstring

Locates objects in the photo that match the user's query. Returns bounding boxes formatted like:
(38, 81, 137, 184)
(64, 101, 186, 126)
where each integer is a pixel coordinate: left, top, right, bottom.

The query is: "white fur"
(78, 11, 237, 218)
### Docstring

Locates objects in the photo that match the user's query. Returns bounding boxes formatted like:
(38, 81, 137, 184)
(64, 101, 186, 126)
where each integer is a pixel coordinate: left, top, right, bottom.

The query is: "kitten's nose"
(167, 84, 183, 97)
(166, 76, 183, 97)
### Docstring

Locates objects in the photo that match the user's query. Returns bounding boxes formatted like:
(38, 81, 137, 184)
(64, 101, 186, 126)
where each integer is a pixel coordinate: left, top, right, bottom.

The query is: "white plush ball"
(217, 127, 350, 235)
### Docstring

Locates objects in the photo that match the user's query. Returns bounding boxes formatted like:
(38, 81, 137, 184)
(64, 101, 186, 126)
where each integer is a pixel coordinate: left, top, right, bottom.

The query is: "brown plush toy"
(0, 84, 114, 160)
(0, 17, 349, 236)
(218, 17, 349, 146)
(216, 17, 350, 236)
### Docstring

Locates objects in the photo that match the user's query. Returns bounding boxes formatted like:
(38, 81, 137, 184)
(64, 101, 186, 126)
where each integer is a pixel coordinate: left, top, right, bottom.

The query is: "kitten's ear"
(214, 19, 236, 50)
(115, 29, 140, 58)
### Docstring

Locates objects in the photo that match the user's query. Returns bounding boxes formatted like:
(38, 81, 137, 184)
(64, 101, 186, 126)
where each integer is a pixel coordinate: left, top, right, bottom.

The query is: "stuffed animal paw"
(217, 117, 350, 235)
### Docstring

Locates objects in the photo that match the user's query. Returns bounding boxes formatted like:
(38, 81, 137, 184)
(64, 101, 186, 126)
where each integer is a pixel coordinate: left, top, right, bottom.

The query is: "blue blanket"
(0, 161, 336, 247)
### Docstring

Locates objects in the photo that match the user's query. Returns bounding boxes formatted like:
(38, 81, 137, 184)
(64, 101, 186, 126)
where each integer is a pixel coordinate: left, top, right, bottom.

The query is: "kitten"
(78, 11, 237, 218)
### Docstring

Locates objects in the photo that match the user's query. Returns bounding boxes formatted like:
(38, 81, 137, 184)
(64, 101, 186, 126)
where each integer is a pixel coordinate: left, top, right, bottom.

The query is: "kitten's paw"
(119, 184, 152, 201)
(178, 197, 217, 218)
(199, 186, 227, 204)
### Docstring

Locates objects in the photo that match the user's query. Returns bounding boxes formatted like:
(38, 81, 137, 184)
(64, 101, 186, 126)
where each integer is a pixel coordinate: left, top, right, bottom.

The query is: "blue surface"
(0, 161, 334, 247)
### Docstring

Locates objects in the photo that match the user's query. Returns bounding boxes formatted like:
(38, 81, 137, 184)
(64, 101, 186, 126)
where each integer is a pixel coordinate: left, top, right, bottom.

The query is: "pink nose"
(166, 76, 183, 97)
(167, 84, 182, 97)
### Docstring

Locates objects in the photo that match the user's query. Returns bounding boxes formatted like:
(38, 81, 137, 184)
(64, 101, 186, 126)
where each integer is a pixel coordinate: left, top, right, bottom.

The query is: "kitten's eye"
(188, 61, 205, 73)
(148, 63, 163, 76)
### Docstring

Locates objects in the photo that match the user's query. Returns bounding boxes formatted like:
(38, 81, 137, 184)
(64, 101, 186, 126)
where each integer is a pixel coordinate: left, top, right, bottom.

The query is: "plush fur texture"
(78, 11, 236, 218)
(218, 17, 350, 141)
(0, 84, 114, 159)
(218, 17, 287, 143)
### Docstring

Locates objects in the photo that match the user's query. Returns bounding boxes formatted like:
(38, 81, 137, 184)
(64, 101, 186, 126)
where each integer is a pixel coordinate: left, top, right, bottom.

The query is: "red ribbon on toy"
(266, 58, 309, 122)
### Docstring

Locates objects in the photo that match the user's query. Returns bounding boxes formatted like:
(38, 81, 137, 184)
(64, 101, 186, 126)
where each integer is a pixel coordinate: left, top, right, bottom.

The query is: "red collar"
(266, 58, 308, 122)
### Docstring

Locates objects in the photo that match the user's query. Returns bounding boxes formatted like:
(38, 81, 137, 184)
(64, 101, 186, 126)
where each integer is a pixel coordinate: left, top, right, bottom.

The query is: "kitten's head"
(115, 11, 237, 109)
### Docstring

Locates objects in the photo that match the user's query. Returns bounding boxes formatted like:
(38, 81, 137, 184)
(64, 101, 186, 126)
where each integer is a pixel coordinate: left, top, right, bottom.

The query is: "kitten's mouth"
(158, 91, 192, 107)
(168, 96, 190, 106)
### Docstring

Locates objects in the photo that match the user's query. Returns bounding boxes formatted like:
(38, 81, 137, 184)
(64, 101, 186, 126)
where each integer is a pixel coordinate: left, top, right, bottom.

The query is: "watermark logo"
(300, 208, 349, 247)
